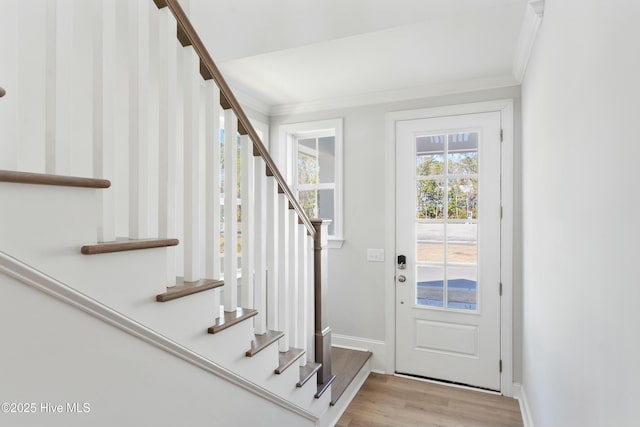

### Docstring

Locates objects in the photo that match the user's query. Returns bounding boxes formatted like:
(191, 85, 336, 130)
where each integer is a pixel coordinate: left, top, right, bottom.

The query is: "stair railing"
(158, 0, 335, 390)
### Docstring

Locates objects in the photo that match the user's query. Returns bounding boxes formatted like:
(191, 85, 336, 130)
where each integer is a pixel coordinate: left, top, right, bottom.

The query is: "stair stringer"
(0, 255, 318, 427)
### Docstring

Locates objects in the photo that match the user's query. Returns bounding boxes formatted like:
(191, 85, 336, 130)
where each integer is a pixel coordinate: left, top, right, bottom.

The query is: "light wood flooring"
(336, 373, 523, 427)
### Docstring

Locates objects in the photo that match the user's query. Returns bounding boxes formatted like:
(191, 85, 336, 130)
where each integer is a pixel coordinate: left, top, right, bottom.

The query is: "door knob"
(398, 275, 406, 283)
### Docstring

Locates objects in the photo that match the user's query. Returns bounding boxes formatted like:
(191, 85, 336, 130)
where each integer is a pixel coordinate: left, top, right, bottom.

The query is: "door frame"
(384, 100, 514, 396)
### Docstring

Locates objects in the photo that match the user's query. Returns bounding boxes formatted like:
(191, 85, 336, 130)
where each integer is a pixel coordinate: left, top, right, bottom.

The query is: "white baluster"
(223, 109, 238, 312)
(146, 0, 160, 236)
(128, 0, 150, 239)
(0, 0, 18, 170)
(277, 193, 290, 352)
(70, 0, 94, 177)
(46, 0, 73, 175)
(288, 209, 299, 350)
(182, 47, 201, 282)
(16, 0, 46, 173)
(241, 134, 255, 311)
(204, 82, 221, 314)
(93, 0, 116, 243)
(157, 6, 178, 284)
(266, 175, 279, 330)
(253, 157, 267, 335)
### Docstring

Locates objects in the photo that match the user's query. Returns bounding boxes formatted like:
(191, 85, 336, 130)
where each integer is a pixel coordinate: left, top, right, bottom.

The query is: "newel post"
(312, 219, 335, 396)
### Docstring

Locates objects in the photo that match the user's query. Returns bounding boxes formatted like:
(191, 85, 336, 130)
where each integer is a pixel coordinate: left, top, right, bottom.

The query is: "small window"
(280, 119, 343, 247)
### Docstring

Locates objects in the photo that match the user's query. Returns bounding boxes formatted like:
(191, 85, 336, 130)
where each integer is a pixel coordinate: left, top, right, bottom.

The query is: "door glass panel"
(417, 265, 444, 307)
(417, 179, 445, 219)
(416, 135, 445, 176)
(448, 132, 478, 175)
(415, 131, 480, 312)
(448, 178, 478, 220)
(447, 223, 477, 264)
(417, 223, 444, 263)
(446, 265, 477, 310)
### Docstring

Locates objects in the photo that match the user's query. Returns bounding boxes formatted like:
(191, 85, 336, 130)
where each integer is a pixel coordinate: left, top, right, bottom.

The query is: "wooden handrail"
(163, 0, 315, 237)
(0, 170, 110, 188)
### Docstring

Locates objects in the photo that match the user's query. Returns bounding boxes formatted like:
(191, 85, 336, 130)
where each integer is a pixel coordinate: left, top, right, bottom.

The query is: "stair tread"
(315, 374, 336, 399)
(297, 362, 322, 388)
(246, 330, 284, 357)
(330, 347, 373, 406)
(0, 170, 110, 189)
(208, 308, 257, 334)
(81, 237, 179, 255)
(156, 278, 223, 302)
(275, 347, 305, 375)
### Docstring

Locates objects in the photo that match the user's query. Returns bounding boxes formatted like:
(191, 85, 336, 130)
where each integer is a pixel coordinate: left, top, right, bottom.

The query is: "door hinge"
(500, 128, 504, 142)
(499, 282, 503, 296)
(499, 360, 503, 373)
(500, 206, 503, 219)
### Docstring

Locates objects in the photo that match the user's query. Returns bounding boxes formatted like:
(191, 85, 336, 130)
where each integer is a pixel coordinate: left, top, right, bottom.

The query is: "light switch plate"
(367, 249, 385, 262)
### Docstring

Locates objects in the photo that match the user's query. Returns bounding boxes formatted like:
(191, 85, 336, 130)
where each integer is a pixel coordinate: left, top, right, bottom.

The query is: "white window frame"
(279, 118, 344, 248)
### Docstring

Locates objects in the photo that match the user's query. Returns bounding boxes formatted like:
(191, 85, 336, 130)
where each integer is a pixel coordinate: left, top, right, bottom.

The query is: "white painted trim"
(512, 0, 545, 82)
(271, 74, 518, 116)
(384, 100, 515, 396)
(332, 334, 386, 373)
(513, 383, 535, 427)
(0, 251, 318, 423)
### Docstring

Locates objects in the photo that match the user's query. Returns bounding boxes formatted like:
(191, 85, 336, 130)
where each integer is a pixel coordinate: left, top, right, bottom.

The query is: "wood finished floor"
(336, 373, 523, 427)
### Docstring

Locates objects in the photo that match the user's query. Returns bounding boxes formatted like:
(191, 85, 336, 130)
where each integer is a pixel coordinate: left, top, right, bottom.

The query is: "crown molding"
(269, 74, 518, 117)
(226, 81, 272, 117)
(512, 0, 545, 83)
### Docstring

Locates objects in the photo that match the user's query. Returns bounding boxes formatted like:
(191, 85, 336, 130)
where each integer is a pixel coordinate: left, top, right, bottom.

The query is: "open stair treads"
(156, 278, 224, 302)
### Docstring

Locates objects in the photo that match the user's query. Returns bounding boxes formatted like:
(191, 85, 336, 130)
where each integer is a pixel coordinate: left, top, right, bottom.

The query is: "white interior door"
(395, 112, 502, 391)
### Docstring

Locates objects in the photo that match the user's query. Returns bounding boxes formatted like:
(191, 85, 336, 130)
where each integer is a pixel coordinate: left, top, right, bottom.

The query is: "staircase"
(0, 0, 369, 425)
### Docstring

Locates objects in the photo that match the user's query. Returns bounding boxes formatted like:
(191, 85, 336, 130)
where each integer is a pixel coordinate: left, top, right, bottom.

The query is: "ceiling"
(190, 0, 528, 113)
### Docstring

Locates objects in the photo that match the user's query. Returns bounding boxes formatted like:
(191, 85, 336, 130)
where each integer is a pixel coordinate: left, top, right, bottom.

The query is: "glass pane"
(417, 223, 444, 263)
(318, 136, 335, 183)
(298, 138, 318, 185)
(416, 135, 445, 154)
(448, 132, 478, 175)
(417, 153, 444, 176)
(318, 189, 335, 235)
(416, 135, 445, 176)
(446, 265, 477, 310)
(416, 265, 444, 307)
(447, 178, 478, 220)
(299, 190, 318, 219)
(417, 179, 445, 219)
(447, 223, 477, 264)
(299, 137, 316, 151)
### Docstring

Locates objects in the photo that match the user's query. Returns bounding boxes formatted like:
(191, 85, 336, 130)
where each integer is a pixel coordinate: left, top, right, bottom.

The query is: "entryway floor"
(336, 372, 523, 427)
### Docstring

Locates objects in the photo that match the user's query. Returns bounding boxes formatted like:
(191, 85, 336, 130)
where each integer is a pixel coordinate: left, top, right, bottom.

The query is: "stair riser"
(0, 184, 97, 273)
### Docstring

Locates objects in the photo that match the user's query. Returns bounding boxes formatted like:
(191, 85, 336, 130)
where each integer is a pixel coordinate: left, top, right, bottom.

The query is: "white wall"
(0, 271, 314, 427)
(271, 86, 522, 376)
(521, 1, 640, 426)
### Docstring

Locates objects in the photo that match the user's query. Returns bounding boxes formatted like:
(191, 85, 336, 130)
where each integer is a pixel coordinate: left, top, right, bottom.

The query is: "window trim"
(279, 118, 344, 248)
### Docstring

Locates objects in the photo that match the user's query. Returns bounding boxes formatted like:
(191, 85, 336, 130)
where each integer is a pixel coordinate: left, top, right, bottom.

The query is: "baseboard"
(512, 383, 534, 427)
(332, 334, 386, 373)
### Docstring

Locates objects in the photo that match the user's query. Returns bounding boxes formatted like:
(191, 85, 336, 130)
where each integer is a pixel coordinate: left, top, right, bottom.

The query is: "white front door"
(395, 112, 502, 391)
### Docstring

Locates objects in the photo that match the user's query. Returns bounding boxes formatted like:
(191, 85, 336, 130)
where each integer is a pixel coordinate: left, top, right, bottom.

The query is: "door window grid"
(415, 131, 479, 311)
